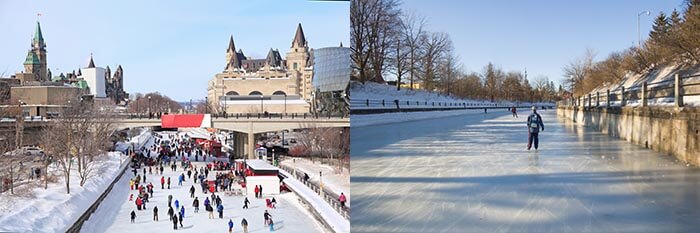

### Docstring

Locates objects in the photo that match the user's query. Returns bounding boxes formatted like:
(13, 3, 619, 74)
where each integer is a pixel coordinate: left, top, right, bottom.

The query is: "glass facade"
(312, 47, 351, 92)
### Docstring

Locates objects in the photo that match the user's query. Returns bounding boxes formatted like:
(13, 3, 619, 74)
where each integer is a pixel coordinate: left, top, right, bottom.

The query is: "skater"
(178, 212, 183, 228)
(129, 179, 134, 190)
(172, 214, 179, 230)
(269, 217, 274, 232)
(193, 197, 200, 213)
(241, 218, 249, 233)
(168, 194, 173, 207)
(254, 185, 259, 198)
(190, 185, 195, 198)
(135, 197, 143, 210)
(168, 205, 175, 221)
(180, 205, 185, 218)
(243, 197, 250, 209)
(153, 206, 159, 221)
(511, 106, 518, 118)
(527, 106, 545, 150)
(259, 185, 263, 197)
(263, 210, 271, 226)
(206, 202, 215, 219)
(187, 170, 192, 179)
(339, 192, 347, 208)
(178, 173, 184, 186)
(228, 219, 234, 233)
(175, 199, 180, 210)
(130, 210, 136, 223)
(217, 203, 224, 219)
(167, 177, 171, 189)
(160, 176, 165, 189)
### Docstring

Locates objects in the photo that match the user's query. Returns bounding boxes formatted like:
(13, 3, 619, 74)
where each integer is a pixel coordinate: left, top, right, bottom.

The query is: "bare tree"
(351, 0, 401, 83)
(563, 48, 596, 95)
(418, 32, 451, 91)
(401, 12, 427, 90)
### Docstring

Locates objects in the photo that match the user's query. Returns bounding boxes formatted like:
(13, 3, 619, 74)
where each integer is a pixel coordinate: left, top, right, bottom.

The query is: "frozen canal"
(350, 110, 700, 233)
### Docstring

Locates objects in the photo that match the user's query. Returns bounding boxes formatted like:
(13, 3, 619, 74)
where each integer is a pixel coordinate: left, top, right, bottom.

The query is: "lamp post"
(638, 10, 650, 48)
(205, 96, 208, 114)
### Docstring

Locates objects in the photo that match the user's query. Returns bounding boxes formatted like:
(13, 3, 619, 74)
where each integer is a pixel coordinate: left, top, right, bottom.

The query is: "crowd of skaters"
(126, 132, 282, 232)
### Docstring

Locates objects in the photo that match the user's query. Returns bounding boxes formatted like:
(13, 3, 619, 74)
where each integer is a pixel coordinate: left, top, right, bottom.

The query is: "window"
(272, 91, 286, 95)
(293, 63, 298, 69)
(226, 91, 239, 96)
(249, 91, 263, 96)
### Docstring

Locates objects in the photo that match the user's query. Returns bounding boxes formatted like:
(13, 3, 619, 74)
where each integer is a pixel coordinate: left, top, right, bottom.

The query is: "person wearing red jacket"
(160, 176, 165, 189)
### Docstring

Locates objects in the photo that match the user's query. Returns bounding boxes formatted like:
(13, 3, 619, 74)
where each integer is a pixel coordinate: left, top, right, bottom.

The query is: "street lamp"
(205, 96, 208, 114)
(638, 10, 650, 48)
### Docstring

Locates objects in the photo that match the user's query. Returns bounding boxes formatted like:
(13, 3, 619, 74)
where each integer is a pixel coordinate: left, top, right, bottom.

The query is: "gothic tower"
(23, 21, 48, 81)
(225, 35, 242, 71)
(286, 23, 309, 72)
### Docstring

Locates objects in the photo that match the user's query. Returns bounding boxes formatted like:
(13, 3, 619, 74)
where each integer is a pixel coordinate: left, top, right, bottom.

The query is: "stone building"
(207, 23, 314, 114)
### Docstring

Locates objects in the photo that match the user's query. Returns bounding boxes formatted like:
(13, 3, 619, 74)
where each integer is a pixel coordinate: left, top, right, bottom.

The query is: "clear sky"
(400, 0, 686, 86)
(0, 0, 349, 101)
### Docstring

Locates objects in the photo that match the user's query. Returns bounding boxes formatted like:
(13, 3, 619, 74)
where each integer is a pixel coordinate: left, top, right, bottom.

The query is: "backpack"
(529, 114, 541, 130)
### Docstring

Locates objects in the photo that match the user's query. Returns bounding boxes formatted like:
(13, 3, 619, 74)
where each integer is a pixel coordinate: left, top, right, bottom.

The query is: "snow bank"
(0, 152, 128, 232)
(280, 158, 350, 203)
(280, 169, 350, 233)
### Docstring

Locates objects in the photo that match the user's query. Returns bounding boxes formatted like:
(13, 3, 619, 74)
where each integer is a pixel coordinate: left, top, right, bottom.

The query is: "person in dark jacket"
(526, 106, 545, 150)
(190, 185, 195, 198)
(263, 210, 271, 226)
(153, 206, 159, 221)
(217, 203, 224, 218)
(241, 218, 249, 233)
(130, 210, 136, 223)
(228, 219, 234, 233)
(172, 214, 179, 230)
(168, 206, 175, 221)
(193, 197, 200, 213)
(243, 197, 250, 209)
(178, 212, 183, 228)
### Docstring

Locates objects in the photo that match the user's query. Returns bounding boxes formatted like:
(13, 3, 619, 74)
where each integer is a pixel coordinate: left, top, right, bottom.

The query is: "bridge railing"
(350, 98, 555, 114)
(562, 73, 700, 108)
(278, 164, 350, 219)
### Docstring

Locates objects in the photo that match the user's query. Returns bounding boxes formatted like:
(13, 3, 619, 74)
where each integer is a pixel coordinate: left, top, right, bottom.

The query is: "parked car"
(21, 146, 45, 156)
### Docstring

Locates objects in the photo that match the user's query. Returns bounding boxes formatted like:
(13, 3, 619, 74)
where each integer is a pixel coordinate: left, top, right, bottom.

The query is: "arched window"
(249, 91, 263, 96)
(272, 91, 286, 96)
(225, 91, 239, 96)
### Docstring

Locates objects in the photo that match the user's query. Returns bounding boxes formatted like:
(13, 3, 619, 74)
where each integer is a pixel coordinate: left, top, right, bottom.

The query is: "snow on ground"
(351, 110, 700, 233)
(280, 158, 350, 203)
(278, 169, 350, 233)
(0, 152, 128, 232)
(82, 142, 329, 233)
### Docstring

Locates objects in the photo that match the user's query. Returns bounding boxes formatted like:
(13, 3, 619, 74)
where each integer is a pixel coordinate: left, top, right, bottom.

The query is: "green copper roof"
(34, 21, 44, 43)
(24, 50, 40, 65)
(75, 80, 88, 89)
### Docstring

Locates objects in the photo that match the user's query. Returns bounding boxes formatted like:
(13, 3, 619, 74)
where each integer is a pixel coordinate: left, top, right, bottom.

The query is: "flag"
(37, 13, 42, 16)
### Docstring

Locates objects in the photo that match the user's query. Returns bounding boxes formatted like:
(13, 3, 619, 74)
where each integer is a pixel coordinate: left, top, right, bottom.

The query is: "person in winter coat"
(178, 212, 183, 228)
(135, 197, 143, 210)
(187, 170, 192, 179)
(175, 199, 180, 210)
(206, 203, 215, 219)
(130, 210, 136, 223)
(178, 174, 184, 186)
(254, 185, 259, 198)
(130, 179, 134, 190)
(263, 210, 271, 226)
(160, 176, 165, 189)
(172, 214, 178, 230)
(168, 194, 173, 207)
(216, 195, 222, 207)
(153, 206, 159, 221)
(269, 217, 274, 232)
(167, 177, 171, 189)
(180, 206, 185, 218)
(190, 185, 195, 198)
(243, 197, 250, 209)
(168, 206, 175, 221)
(228, 219, 234, 233)
(526, 106, 545, 150)
(241, 218, 249, 233)
(259, 185, 263, 197)
(217, 203, 224, 219)
(339, 192, 347, 208)
(193, 197, 200, 213)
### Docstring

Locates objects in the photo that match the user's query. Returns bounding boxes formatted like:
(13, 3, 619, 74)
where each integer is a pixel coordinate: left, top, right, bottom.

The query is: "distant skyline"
(400, 0, 686, 86)
(0, 0, 349, 101)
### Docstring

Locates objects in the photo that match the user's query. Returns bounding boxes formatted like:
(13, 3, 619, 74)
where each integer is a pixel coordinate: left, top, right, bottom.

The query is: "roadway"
(350, 110, 700, 233)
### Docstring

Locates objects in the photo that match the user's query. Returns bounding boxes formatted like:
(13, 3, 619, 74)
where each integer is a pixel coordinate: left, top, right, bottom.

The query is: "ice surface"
(350, 110, 700, 233)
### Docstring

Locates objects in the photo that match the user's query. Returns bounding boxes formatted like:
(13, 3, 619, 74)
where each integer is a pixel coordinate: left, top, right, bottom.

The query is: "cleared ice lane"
(350, 110, 700, 233)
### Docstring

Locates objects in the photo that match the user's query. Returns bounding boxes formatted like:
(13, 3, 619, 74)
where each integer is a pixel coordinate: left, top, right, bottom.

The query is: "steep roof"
(24, 50, 40, 65)
(265, 49, 283, 67)
(291, 23, 307, 48)
(87, 56, 95, 68)
(227, 35, 236, 53)
(34, 21, 45, 46)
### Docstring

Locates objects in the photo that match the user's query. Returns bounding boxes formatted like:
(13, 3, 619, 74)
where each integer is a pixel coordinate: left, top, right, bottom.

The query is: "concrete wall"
(557, 106, 700, 165)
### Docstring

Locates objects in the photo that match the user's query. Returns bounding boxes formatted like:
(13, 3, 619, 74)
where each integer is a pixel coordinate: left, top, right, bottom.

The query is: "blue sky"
(400, 0, 686, 86)
(0, 0, 349, 101)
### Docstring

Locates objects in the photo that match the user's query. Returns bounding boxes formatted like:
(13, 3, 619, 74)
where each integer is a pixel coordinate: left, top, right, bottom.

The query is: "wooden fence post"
(621, 86, 626, 107)
(642, 82, 648, 107)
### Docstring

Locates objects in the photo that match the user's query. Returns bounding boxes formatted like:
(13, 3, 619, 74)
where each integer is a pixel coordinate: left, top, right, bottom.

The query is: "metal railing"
(560, 73, 700, 108)
(278, 164, 350, 219)
(350, 98, 555, 114)
(122, 112, 347, 120)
